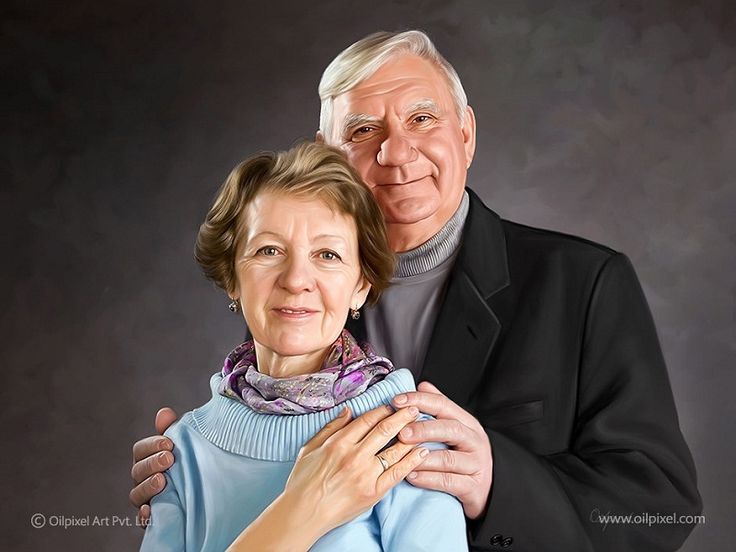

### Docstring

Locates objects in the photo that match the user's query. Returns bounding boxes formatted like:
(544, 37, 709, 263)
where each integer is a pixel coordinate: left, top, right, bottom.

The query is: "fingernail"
(419, 447, 429, 457)
(157, 451, 169, 467)
(157, 438, 168, 451)
(408, 471, 417, 480)
(394, 394, 407, 405)
(153, 473, 163, 488)
(408, 406, 419, 417)
(400, 427, 413, 439)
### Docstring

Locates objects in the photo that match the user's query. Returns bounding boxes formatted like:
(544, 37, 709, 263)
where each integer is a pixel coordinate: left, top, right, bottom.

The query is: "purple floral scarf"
(219, 329, 394, 414)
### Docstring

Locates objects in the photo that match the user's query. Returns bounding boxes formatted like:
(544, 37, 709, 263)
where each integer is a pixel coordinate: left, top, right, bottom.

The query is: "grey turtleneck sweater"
(364, 192, 469, 380)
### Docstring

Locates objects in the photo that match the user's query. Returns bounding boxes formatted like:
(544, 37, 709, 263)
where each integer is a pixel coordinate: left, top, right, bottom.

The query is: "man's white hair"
(318, 30, 468, 141)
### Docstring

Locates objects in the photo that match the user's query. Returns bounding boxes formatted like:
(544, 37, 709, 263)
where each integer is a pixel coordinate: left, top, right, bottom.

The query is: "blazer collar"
(419, 188, 510, 407)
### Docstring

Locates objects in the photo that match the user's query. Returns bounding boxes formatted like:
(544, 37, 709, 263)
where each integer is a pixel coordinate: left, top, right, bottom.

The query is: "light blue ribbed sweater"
(140, 369, 468, 551)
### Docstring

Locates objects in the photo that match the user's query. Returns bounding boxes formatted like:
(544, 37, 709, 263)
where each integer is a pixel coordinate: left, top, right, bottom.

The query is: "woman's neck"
(253, 342, 328, 378)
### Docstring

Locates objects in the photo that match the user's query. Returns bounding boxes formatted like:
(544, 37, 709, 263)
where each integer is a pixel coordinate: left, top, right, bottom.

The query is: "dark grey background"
(2, 0, 734, 550)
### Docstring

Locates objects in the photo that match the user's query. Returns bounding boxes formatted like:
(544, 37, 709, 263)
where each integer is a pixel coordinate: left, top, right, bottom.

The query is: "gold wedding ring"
(376, 454, 389, 472)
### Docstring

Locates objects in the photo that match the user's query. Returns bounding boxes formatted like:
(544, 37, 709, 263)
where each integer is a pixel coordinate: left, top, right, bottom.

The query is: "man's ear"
(462, 105, 477, 169)
(315, 130, 325, 143)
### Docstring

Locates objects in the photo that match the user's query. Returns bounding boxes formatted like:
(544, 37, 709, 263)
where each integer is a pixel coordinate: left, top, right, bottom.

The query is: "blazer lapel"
(420, 189, 510, 407)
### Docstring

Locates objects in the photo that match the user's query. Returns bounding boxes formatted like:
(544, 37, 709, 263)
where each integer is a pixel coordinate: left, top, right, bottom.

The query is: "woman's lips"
(271, 307, 318, 320)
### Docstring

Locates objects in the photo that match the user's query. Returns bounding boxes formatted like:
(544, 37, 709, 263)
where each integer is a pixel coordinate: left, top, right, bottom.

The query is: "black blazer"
(348, 188, 701, 551)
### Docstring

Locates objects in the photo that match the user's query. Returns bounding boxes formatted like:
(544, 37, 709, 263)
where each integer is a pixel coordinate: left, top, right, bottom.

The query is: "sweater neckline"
(185, 369, 417, 462)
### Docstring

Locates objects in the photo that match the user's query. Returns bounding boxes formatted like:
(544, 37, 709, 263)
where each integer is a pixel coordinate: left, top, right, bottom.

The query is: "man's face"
(326, 54, 475, 251)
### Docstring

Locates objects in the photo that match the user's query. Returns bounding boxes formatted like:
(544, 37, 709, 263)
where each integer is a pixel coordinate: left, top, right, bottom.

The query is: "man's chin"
(380, 199, 439, 226)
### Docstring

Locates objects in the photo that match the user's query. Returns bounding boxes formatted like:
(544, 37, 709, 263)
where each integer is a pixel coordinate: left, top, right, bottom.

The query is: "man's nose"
(277, 255, 316, 293)
(377, 128, 417, 167)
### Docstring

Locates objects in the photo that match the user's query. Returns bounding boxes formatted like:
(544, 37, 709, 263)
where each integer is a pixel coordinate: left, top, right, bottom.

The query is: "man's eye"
(351, 127, 375, 141)
(413, 114, 433, 124)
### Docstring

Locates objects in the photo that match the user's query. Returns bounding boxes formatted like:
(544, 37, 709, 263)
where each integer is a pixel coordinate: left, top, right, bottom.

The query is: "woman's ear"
(352, 277, 372, 309)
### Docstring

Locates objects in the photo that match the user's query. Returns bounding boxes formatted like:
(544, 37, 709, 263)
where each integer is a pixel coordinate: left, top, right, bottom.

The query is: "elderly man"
(131, 31, 700, 551)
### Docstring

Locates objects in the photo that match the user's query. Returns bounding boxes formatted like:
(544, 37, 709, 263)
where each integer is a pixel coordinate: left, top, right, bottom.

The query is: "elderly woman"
(139, 142, 467, 551)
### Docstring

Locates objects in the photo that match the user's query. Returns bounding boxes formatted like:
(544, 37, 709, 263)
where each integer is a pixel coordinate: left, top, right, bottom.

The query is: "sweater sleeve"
(374, 421, 469, 552)
(139, 472, 186, 551)
(468, 253, 702, 551)
(374, 479, 468, 552)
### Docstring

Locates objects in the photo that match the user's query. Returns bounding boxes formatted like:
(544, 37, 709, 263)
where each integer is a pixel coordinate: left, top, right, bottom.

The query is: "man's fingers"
(301, 407, 352, 454)
(416, 380, 441, 394)
(397, 418, 475, 450)
(132, 435, 173, 464)
(137, 505, 150, 531)
(392, 385, 479, 428)
(411, 448, 477, 475)
(129, 473, 166, 509)
(359, 406, 420, 454)
(155, 407, 178, 435)
(131, 450, 174, 484)
(405, 468, 474, 501)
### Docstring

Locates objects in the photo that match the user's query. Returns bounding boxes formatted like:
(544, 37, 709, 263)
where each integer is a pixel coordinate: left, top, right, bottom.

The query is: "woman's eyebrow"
(312, 234, 349, 245)
(246, 230, 283, 241)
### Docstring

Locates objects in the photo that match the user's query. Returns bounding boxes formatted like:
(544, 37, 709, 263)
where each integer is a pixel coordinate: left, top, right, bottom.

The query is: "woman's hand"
(286, 403, 429, 532)
(227, 404, 428, 551)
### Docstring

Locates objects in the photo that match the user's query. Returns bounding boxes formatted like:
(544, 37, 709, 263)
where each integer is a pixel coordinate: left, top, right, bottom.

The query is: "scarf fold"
(219, 329, 394, 414)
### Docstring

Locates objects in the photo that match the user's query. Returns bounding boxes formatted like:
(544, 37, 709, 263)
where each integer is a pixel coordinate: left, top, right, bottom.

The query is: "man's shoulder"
(501, 218, 617, 258)
(465, 187, 619, 269)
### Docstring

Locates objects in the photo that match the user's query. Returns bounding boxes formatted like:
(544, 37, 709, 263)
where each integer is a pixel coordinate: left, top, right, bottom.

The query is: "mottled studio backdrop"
(1, 0, 734, 550)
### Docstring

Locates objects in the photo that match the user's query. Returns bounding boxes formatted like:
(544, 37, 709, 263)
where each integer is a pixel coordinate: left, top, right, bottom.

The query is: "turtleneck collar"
(393, 191, 469, 278)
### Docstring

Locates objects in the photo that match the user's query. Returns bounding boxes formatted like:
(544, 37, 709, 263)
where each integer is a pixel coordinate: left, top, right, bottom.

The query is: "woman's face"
(232, 191, 371, 360)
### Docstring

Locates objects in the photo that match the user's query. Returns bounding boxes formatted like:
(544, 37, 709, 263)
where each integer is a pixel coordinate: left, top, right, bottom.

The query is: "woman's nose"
(277, 255, 316, 293)
(377, 128, 417, 167)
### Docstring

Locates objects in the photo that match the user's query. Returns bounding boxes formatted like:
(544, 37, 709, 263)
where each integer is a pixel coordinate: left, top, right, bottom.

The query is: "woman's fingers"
(300, 407, 352, 454)
(375, 441, 416, 469)
(376, 446, 430, 495)
(358, 406, 420, 454)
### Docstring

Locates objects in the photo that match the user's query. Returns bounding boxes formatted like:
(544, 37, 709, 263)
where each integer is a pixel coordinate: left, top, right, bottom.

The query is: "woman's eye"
(257, 246, 279, 256)
(319, 250, 341, 261)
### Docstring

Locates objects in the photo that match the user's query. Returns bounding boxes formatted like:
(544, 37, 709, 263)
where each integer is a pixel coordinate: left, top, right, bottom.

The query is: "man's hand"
(130, 407, 178, 527)
(391, 381, 493, 519)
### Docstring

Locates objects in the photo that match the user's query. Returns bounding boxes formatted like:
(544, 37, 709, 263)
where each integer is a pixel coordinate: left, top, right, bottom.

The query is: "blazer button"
(501, 536, 513, 547)
(490, 534, 504, 545)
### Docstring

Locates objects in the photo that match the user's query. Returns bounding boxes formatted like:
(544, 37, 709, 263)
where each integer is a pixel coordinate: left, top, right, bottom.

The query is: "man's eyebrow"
(340, 113, 381, 137)
(404, 99, 441, 116)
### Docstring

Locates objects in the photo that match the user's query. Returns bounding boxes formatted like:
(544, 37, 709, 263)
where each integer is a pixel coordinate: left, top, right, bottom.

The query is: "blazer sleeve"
(139, 472, 186, 552)
(468, 253, 702, 551)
